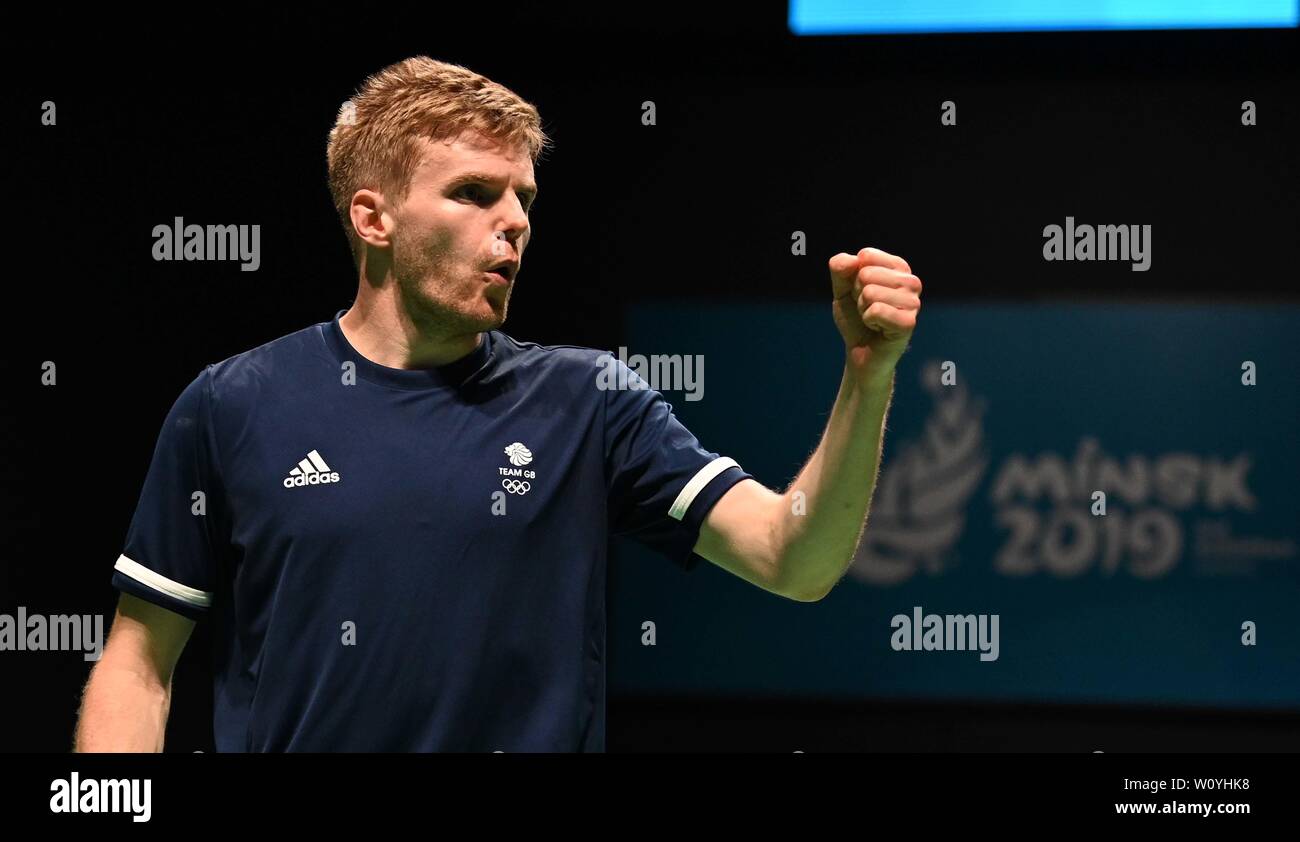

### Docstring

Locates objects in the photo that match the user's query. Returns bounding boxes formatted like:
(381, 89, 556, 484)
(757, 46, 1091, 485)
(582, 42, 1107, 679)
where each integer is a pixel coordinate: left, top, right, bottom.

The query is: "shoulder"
(489, 331, 619, 380)
(183, 319, 334, 412)
(487, 333, 657, 414)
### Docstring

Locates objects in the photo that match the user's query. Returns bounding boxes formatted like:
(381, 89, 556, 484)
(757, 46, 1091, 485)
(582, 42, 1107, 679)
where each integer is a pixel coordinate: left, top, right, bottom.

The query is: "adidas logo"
(282, 449, 341, 488)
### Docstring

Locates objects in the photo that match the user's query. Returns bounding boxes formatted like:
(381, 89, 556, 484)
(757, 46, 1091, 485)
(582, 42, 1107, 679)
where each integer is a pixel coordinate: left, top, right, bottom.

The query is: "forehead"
(412, 132, 535, 188)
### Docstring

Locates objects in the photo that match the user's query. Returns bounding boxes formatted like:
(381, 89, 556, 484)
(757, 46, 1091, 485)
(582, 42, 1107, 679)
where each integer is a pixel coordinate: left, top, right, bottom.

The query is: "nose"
(496, 202, 529, 254)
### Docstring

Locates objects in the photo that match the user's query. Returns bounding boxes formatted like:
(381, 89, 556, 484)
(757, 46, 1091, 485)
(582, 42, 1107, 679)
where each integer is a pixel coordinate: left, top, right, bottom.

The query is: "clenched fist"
(829, 247, 922, 382)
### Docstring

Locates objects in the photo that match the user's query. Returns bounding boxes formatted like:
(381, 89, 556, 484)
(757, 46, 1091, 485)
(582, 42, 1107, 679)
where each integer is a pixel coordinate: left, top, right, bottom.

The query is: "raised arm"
(694, 247, 921, 601)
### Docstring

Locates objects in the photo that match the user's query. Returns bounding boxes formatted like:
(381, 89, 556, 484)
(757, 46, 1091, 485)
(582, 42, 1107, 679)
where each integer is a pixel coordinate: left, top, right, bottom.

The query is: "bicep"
(693, 478, 789, 595)
(103, 592, 196, 687)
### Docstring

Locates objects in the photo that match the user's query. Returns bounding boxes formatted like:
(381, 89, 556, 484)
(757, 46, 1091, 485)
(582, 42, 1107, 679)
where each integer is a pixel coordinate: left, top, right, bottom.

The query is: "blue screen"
(790, 0, 1299, 34)
(611, 301, 1300, 710)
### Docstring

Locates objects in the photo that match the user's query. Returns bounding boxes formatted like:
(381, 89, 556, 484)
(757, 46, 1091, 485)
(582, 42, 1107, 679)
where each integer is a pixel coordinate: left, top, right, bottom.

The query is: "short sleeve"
(111, 367, 227, 620)
(603, 356, 752, 570)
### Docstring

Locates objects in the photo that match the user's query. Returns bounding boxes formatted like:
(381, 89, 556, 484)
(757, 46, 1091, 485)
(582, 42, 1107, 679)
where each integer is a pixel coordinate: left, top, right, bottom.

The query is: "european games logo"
(849, 360, 1277, 586)
(850, 361, 988, 586)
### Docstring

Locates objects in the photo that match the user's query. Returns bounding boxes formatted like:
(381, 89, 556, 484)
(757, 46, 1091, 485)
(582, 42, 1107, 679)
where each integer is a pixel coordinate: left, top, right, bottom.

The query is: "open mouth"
(484, 261, 516, 284)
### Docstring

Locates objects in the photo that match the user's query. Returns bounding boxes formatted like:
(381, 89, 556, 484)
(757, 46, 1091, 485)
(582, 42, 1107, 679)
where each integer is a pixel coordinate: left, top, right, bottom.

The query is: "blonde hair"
(327, 56, 550, 264)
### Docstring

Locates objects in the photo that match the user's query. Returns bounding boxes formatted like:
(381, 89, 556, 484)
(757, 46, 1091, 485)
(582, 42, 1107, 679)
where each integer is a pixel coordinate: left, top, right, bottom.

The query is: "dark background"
(3, 4, 1297, 751)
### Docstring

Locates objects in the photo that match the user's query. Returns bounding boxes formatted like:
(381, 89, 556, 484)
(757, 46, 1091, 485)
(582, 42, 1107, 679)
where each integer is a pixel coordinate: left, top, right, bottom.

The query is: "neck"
(339, 288, 482, 370)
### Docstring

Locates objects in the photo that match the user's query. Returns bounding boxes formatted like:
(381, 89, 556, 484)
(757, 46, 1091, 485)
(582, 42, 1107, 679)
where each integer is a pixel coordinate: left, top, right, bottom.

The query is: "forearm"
(74, 660, 171, 752)
(774, 361, 895, 599)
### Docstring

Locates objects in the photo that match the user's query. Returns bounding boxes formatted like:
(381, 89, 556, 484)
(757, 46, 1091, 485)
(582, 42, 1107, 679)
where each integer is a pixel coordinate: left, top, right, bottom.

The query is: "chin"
(464, 303, 507, 332)
(470, 317, 505, 333)
(477, 292, 511, 329)
(405, 286, 506, 333)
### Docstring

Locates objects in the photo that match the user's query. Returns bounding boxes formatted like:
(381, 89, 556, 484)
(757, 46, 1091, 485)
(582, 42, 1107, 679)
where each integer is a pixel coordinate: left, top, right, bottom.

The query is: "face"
(386, 132, 536, 334)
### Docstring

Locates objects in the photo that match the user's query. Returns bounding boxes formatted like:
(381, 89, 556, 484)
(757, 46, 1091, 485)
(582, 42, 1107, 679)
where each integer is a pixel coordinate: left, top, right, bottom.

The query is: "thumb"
(828, 252, 861, 297)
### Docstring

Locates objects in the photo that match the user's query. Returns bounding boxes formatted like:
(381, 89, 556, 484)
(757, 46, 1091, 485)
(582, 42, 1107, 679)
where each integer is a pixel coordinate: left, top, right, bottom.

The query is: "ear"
(350, 189, 394, 250)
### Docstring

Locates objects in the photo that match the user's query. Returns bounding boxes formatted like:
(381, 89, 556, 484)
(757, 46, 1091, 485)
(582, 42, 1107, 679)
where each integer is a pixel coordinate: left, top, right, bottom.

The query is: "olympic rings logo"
(502, 479, 532, 495)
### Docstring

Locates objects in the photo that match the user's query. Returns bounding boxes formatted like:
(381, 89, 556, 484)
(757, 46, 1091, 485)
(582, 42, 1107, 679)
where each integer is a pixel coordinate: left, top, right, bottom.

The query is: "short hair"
(327, 56, 551, 265)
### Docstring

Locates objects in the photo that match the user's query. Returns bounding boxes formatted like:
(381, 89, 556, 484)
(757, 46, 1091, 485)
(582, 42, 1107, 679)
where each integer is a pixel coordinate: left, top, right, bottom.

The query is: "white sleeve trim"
(668, 457, 740, 521)
(114, 554, 213, 608)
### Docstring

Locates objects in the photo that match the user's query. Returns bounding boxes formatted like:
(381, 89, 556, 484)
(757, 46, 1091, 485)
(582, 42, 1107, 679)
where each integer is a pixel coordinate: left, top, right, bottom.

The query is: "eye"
(458, 184, 489, 203)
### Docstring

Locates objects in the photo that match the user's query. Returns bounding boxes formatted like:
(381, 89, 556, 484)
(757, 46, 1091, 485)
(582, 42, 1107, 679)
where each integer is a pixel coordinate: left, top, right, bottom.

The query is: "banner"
(610, 302, 1299, 708)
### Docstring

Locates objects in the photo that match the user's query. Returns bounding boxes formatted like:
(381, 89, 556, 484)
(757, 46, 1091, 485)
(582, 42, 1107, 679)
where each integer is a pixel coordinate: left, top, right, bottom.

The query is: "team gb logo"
(504, 443, 533, 467)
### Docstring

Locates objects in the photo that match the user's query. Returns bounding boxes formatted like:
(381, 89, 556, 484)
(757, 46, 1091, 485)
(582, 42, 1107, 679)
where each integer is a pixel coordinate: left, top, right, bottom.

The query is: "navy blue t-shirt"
(111, 311, 752, 752)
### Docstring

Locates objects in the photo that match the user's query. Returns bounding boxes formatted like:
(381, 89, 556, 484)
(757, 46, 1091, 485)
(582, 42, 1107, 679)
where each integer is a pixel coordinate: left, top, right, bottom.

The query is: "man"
(74, 56, 921, 752)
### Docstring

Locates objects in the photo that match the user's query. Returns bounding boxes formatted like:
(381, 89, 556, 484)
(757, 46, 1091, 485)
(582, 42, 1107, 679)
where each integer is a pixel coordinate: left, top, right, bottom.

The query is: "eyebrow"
(447, 171, 538, 200)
